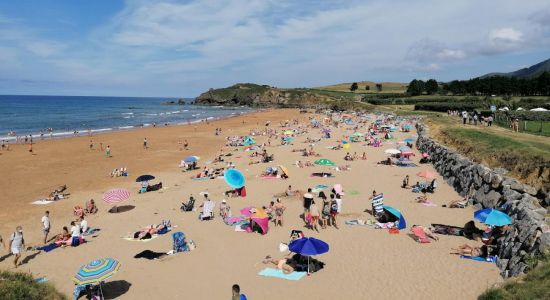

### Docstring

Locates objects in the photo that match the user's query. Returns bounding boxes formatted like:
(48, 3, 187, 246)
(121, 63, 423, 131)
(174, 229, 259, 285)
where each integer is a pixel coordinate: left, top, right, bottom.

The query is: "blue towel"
(460, 255, 497, 263)
(258, 268, 307, 281)
(37, 243, 59, 252)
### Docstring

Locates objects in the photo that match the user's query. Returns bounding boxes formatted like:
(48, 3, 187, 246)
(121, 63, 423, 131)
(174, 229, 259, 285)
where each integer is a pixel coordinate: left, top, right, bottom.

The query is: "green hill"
(481, 58, 550, 78)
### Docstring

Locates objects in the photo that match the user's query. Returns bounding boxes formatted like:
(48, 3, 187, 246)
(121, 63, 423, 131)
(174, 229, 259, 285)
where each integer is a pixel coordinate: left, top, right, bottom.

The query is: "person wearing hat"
(9, 226, 25, 268)
(220, 199, 231, 219)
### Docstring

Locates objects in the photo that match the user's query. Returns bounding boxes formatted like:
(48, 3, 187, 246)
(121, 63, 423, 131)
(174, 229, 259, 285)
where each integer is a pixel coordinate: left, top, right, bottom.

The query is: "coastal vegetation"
(478, 252, 550, 300)
(0, 271, 67, 300)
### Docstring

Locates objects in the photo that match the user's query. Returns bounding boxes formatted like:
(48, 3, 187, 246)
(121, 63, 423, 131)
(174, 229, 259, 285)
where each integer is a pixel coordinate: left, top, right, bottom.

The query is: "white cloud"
(489, 28, 523, 45)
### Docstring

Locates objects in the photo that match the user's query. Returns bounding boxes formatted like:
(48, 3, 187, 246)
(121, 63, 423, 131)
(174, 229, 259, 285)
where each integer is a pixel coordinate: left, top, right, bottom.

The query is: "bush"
(498, 111, 550, 121)
(0, 271, 67, 300)
(414, 102, 482, 112)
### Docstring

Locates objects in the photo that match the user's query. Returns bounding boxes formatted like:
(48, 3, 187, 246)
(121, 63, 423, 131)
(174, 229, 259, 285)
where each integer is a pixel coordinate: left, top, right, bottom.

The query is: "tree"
(425, 79, 438, 95)
(350, 82, 358, 92)
(365, 85, 370, 91)
(375, 83, 382, 92)
(406, 79, 425, 96)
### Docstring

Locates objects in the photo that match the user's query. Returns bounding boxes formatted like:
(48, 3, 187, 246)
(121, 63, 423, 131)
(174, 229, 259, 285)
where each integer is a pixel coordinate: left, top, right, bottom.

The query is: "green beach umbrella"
(314, 158, 335, 166)
(352, 132, 363, 137)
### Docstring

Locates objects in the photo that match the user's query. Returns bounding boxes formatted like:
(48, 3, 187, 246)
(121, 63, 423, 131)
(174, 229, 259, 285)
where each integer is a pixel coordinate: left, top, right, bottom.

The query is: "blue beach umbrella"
(383, 205, 407, 229)
(403, 138, 415, 143)
(289, 237, 330, 274)
(184, 155, 200, 163)
(224, 169, 245, 189)
(474, 208, 512, 226)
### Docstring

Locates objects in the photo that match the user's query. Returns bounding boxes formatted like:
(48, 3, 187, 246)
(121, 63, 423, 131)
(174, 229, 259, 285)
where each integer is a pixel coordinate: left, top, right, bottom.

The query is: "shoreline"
(1, 108, 258, 143)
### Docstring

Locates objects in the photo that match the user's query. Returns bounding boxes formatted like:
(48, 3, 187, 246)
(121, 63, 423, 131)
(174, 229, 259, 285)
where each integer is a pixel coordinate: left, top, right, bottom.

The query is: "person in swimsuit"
(451, 244, 488, 257)
(309, 200, 320, 232)
(263, 255, 294, 274)
(273, 198, 285, 227)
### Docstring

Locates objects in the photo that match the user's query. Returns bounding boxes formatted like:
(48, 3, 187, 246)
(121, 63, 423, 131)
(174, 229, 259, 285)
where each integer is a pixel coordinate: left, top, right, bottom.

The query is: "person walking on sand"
(89, 140, 94, 150)
(273, 198, 285, 227)
(184, 139, 189, 150)
(41, 211, 50, 244)
(105, 145, 111, 157)
(9, 226, 25, 268)
(232, 284, 247, 300)
(28, 143, 33, 154)
(143, 138, 148, 149)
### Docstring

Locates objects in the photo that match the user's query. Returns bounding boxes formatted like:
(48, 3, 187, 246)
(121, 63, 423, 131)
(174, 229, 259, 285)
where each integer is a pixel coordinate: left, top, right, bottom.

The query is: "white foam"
(118, 126, 134, 129)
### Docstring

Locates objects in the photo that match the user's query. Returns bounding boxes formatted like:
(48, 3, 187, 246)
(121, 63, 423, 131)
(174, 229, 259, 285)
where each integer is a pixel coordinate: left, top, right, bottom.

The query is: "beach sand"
(0, 109, 502, 299)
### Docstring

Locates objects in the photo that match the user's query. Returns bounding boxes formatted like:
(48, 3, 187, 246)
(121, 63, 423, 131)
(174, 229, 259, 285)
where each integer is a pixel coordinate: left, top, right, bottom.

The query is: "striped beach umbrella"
(73, 258, 121, 285)
(103, 188, 130, 204)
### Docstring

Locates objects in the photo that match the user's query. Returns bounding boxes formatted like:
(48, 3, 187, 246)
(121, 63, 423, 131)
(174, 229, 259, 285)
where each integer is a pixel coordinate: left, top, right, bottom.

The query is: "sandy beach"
(0, 109, 502, 299)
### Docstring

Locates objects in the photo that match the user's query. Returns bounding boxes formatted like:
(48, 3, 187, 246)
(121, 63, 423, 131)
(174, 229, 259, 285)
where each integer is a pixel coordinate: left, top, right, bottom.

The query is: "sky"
(0, 0, 549, 97)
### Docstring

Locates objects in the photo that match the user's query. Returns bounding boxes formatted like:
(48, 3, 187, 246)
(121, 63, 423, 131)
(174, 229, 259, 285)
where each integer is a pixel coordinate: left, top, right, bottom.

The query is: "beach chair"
(181, 197, 195, 212)
(411, 226, 430, 243)
(371, 194, 384, 217)
(172, 232, 189, 253)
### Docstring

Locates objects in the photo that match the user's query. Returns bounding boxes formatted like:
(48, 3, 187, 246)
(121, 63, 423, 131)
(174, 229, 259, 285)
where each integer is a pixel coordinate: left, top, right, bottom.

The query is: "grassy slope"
(478, 253, 550, 300)
(315, 81, 407, 93)
(0, 271, 67, 300)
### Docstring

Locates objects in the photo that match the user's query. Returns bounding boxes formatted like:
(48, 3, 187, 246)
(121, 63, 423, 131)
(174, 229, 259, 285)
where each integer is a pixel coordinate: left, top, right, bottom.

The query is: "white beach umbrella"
(384, 149, 401, 155)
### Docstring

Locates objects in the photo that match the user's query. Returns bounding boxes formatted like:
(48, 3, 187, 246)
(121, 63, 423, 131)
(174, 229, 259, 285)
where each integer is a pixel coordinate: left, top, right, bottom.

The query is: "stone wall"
(415, 123, 549, 277)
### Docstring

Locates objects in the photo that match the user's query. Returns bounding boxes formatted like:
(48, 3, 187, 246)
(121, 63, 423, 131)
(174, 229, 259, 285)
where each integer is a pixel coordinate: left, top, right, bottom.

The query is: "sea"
(0, 95, 253, 141)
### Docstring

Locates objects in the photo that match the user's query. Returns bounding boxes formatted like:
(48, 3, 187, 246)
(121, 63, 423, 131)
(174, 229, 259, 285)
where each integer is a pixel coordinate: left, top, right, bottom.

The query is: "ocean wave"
(122, 112, 134, 115)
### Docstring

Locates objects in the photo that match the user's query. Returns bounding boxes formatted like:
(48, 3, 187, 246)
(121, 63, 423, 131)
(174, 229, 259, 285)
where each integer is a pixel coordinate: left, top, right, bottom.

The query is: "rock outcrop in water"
(416, 123, 549, 277)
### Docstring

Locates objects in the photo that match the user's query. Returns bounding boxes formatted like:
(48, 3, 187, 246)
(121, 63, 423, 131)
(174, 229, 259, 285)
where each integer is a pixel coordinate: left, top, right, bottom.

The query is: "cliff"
(194, 83, 361, 108)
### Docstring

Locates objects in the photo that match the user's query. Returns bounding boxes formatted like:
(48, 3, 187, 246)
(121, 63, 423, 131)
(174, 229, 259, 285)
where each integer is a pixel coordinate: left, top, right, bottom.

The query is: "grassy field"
(478, 253, 550, 300)
(315, 81, 407, 94)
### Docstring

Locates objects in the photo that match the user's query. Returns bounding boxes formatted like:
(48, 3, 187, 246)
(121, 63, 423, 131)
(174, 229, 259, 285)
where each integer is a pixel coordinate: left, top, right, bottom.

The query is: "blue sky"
(0, 0, 549, 97)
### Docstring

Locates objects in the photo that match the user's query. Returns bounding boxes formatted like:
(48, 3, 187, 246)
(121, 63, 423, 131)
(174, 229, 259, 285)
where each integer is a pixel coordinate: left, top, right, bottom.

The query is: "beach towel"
(31, 199, 54, 205)
(411, 226, 430, 243)
(348, 190, 360, 196)
(345, 219, 373, 226)
(397, 163, 418, 167)
(421, 201, 437, 207)
(311, 173, 334, 178)
(192, 177, 211, 181)
(258, 268, 307, 281)
(37, 243, 59, 252)
(431, 224, 463, 236)
(460, 255, 497, 263)
(123, 234, 160, 242)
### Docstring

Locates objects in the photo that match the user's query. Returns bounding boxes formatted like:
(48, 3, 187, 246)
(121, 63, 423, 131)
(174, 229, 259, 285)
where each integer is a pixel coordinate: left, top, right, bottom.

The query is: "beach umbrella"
(314, 158, 335, 166)
(103, 188, 130, 204)
(404, 124, 413, 130)
(333, 184, 344, 195)
(184, 155, 200, 163)
(421, 153, 429, 158)
(278, 165, 289, 176)
(224, 169, 245, 189)
(398, 146, 412, 152)
(289, 237, 330, 274)
(135, 174, 155, 182)
(416, 170, 436, 179)
(403, 138, 414, 143)
(384, 149, 401, 155)
(284, 130, 294, 135)
(474, 208, 512, 226)
(73, 258, 121, 286)
(383, 205, 407, 229)
(352, 132, 363, 137)
(343, 143, 350, 150)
